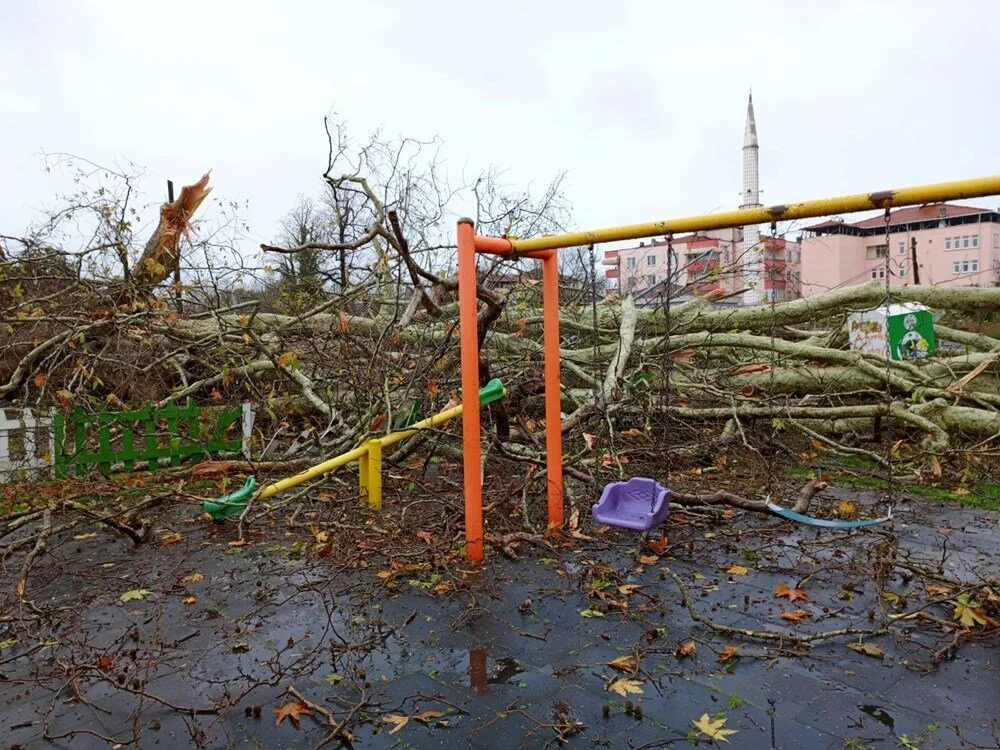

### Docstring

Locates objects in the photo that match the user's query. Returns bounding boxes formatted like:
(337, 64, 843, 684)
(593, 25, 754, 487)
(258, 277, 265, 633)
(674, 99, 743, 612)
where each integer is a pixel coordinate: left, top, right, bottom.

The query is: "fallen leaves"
(676, 640, 698, 658)
(180, 572, 204, 583)
(726, 564, 748, 576)
(416, 530, 434, 544)
(413, 709, 445, 724)
(182, 595, 198, 605)
(837, 500, 857, 518)
(637, 554, 659, 565)
(120, 589, 152, 602)
(846, 641, 884, 659)
(717, 645, 738, 663)
(952, 593, 993, 628)
(607, 654, 639, 672)
(276, 351, 299, 369)
(647, 533, 669, 554)
(775, 583, 809, 602)
(160, 532, 182, 545)
(274, 700, 315, 727)
(607, 678, 644, 697)
(579, 608, 604, 618)
(383, 713, 410, 734)
(779, 609, 811, 623)
(692, 713, 738, 742)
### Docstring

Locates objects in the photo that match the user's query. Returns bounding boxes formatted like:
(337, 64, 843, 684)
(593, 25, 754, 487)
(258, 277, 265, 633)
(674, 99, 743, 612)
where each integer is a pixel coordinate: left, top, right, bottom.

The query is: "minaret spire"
(744, 91, 758, 149)
(741, 90, 762, 305)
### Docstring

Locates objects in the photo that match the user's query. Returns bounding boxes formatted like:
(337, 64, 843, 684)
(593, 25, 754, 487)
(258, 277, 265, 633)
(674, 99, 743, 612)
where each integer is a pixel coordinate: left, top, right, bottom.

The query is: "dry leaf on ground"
(847, 642, 884, 659)
(607, 678, 644, 696)
(607, 654, 639, 672)
(780, 609, 811, 623)
(717, 645, 738, 663)
(692, 713, 738, 742)
(274, 700, 315, 727)
(775, 583, 809, 602)
(383, 714, 410, 734)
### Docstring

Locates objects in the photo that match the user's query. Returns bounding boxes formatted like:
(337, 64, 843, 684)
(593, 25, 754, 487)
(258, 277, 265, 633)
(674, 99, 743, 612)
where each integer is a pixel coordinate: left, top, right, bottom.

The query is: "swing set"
(205, 176, 1000, 559)
(456, 175, 1000, 562)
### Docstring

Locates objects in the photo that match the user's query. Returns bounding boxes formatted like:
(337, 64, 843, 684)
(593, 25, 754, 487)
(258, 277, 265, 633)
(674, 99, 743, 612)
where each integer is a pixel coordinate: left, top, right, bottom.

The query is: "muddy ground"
(1, 461, 998, 749)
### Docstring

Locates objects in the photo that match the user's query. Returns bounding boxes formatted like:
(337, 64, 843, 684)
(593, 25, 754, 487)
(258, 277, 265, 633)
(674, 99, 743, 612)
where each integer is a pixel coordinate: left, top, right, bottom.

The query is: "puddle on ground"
(488, 656, 523, 685)
(860, 704, 895, 730)
(468, 648, 524, 691)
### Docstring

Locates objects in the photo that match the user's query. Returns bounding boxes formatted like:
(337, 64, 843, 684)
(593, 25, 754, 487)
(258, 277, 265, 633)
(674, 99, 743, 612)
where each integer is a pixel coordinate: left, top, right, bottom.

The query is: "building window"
(898, 242, 905, 255)
(962, 261, 970, 273)
(871, 269, 878, 279)
(647, 255, 656, 266)
(972, 260, 979, 272)
(953, 261, 961, 273)
(865, 245, 888, 260)
(647, 275, 656, 286)
(963, 236, 970, 248)
(898, 267, 906, 277)
(994, 233, 999, 249)
(627, 257, 636, 268)
(972, 235, 979, 247)
(945, 237, 952, 250)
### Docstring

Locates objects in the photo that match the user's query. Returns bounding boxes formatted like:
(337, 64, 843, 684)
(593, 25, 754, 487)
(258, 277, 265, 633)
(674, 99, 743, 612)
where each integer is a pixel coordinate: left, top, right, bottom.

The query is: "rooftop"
(805, 203, 1000, 236)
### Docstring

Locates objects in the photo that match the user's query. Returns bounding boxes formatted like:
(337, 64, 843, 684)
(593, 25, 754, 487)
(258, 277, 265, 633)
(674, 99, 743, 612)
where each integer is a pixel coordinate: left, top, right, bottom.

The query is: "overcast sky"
(4, 0, 1000, 253)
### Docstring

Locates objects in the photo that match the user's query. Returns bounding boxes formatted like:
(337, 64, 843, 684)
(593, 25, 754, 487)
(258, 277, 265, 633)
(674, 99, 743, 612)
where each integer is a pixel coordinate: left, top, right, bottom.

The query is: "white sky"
(4, 0, 1000, 252)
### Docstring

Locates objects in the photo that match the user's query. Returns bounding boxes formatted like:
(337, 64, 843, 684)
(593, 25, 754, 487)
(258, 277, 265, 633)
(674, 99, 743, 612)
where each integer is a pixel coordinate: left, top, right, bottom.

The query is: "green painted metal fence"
(53, 400, 252, 478)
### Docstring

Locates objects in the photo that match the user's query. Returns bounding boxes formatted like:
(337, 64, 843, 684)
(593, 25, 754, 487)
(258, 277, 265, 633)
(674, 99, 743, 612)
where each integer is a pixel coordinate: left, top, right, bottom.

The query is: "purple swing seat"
(592, 477, 671, 530)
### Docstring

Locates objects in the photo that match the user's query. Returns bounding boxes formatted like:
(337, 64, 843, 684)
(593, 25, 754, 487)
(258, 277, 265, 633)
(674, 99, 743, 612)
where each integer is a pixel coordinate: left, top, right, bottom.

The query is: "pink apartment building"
(603, 229, 802, 303)
(799, 203, 1000, 296)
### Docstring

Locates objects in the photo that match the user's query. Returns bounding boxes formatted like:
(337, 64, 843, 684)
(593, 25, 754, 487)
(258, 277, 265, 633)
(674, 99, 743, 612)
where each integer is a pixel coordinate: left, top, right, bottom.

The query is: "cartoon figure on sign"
(895, 312, 930, 360)
(897, 330, 930, 359)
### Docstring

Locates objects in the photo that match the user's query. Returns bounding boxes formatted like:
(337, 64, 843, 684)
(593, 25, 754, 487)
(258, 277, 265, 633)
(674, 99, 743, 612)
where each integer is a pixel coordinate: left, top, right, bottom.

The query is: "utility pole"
(167, 180, 183, 313)
(910, 237, 920, 285)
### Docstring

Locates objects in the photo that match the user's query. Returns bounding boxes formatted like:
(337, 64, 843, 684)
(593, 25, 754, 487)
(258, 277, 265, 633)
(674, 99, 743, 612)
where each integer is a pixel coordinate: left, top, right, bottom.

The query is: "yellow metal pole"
(367, 439, 383, 510)
(504, 175, 1000, 253)
(358, 443, 370, 503)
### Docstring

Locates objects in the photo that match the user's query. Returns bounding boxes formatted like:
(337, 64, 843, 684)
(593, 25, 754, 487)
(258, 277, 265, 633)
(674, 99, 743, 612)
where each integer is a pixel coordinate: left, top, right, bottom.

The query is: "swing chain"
(883, 208, 894, 509)
(765, 222, 779, 501)
(663, 234, 674, 472)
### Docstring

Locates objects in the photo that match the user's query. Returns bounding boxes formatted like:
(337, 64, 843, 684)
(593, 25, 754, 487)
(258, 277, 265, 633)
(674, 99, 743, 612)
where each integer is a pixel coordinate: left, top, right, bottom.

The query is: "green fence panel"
(53, 400, 249, 478)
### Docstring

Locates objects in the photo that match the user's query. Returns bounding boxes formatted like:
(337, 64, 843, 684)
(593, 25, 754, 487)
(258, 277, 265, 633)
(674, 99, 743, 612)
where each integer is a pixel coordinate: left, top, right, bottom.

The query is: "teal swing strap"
(765, 497, 892, 528)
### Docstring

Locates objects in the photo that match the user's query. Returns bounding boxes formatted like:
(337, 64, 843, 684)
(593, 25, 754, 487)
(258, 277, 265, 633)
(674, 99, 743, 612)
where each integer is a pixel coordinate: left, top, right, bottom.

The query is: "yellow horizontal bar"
(259, 444, 368, 500)
(507, 175, 1000, 253)
(377, 404, 464, 449)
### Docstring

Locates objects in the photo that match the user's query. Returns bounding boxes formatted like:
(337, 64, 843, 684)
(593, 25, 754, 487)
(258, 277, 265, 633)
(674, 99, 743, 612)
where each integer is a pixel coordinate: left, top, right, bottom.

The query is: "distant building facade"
(799, 204, 1000, 296)
(602, 228, 801, 306)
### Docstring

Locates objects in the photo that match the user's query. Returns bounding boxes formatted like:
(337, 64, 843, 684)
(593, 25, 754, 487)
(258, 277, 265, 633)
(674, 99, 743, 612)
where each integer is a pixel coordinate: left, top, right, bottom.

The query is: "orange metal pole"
(457, 219, 485, 562)
(541, 250, 564, 528)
